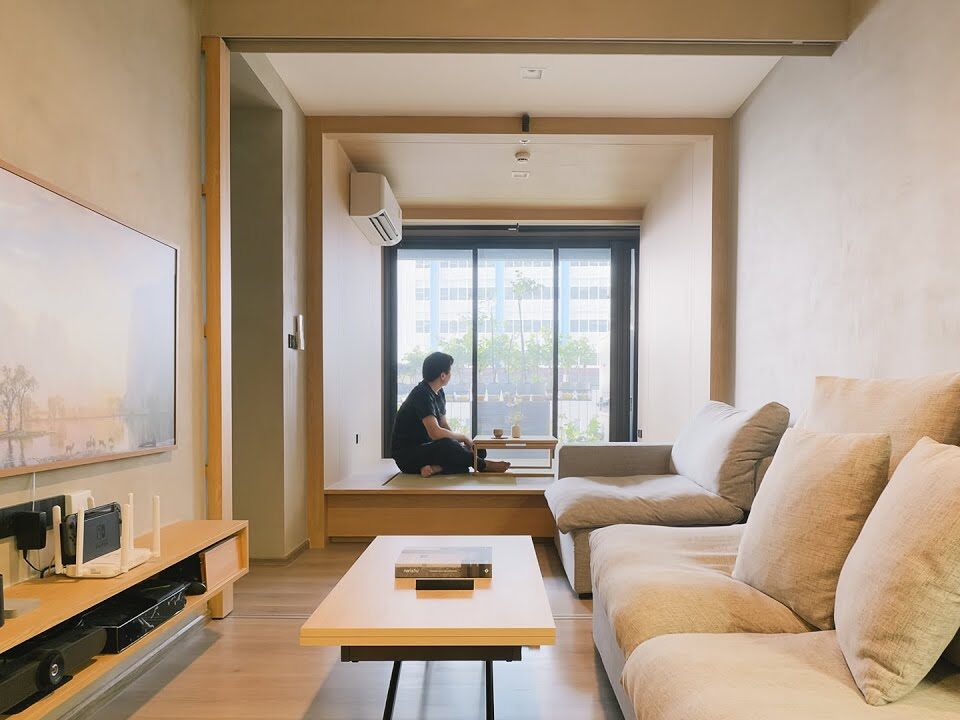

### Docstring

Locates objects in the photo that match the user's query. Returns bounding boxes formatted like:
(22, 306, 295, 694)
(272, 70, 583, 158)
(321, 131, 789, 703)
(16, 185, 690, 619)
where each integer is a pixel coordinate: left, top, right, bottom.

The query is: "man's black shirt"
(391, 381, 446, 452)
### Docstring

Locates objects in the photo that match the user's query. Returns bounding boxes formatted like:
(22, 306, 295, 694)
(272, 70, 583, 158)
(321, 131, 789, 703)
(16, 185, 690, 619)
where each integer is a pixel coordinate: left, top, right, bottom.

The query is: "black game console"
(59, 502, 122, 565)
(0, 622, 106, 714)
(81, 579, 188, 653)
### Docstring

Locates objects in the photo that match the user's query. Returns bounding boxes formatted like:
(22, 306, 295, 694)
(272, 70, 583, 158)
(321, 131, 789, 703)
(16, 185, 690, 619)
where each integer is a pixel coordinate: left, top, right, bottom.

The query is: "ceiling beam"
(226, 38, 837, 57)
(315, 116, 724, 137)
(403, 207, 645, 224)
(201, 0, 850, 46)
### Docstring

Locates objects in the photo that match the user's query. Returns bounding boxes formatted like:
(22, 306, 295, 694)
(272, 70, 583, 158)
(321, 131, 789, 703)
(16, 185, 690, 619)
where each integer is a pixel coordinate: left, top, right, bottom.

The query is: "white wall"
(637, 141, 713, 441)
(0, 1, 202, 584)
(733, 0, 960, 417)
(322, 138, 384, 483)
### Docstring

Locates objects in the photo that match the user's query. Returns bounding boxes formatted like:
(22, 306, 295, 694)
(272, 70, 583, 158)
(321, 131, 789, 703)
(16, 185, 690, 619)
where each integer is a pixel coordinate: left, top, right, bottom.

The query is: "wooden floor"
(92, 542, 622, 719)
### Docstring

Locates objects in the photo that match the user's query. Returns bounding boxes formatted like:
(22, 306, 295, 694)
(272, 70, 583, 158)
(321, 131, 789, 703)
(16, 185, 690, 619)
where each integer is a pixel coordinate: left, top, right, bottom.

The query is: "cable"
(22, 550, 53, 577)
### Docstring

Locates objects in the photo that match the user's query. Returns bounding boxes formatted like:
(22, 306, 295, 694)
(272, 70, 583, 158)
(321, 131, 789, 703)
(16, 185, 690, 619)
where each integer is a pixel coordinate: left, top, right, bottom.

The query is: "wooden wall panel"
(201, 35, 234, 617)
(305, 118, 326, 547)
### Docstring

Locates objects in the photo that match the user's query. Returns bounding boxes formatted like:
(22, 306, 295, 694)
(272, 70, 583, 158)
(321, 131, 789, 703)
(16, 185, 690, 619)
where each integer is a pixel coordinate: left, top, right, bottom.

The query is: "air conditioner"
(349, 172, 402, 246)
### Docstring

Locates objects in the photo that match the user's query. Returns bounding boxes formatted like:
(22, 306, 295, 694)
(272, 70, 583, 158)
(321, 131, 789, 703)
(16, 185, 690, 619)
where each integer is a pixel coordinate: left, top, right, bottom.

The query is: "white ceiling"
(267, 53, 779, 117)
(336, 134, 701, 211)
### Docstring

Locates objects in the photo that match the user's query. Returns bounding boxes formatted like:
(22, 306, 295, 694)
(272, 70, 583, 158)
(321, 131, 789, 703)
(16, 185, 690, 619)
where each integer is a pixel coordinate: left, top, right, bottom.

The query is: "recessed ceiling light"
(511, 171, 530, 179)
(518, 138, 530, 144)
(521, 67, 544, 80)
(515, 150, 531, 164)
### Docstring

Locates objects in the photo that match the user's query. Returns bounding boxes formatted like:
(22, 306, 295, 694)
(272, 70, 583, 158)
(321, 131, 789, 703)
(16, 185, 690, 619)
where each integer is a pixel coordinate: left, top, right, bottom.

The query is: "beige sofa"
(591, 372, 960, 720)
(592, 524, 960, 720)
(545, 401, 789, 593)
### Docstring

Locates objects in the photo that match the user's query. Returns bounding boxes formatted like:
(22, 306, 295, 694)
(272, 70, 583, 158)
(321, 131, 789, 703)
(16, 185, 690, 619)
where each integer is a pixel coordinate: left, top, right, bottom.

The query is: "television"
(0, 161, 177, 477)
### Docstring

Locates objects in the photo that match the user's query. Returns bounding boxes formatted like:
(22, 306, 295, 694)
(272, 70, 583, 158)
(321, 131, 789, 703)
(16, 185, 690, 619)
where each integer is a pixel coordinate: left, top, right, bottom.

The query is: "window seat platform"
(324, 461, 556, 540)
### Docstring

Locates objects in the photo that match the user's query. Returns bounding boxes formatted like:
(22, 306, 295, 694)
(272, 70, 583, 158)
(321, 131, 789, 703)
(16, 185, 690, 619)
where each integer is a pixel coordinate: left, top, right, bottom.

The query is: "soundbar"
(0, 623, 107, 714)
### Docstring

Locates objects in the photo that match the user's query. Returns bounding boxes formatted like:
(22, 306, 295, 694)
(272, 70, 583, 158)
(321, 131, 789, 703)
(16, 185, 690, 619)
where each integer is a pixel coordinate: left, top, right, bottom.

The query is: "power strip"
(0, 495, 66, 540)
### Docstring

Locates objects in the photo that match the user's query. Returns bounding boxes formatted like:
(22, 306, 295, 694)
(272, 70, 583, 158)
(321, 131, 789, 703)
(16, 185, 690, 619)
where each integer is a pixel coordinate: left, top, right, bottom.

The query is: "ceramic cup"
(492, 428, 504, 438)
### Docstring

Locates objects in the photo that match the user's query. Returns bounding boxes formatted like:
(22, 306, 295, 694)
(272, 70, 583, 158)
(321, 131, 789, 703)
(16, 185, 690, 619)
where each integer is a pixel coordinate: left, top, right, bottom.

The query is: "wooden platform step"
(324, 460, 556, 540)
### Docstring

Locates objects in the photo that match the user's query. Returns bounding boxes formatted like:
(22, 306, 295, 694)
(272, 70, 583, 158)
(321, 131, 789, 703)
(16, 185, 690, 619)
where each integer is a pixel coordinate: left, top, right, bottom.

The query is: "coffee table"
(472, 434, 559, 477)
(300, 535, 555, 719)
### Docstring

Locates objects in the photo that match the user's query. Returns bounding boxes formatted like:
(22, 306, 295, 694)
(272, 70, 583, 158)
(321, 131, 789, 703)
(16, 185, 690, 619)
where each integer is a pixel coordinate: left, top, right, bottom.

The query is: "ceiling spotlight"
(515, 150, 531, 164)
(521, 67, 544, 80)
(518, 138, 530, 144)
(511, 171, 530, 179)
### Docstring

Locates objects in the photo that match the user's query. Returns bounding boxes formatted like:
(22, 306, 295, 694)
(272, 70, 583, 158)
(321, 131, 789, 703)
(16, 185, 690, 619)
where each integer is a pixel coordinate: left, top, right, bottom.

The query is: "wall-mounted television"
(0, 160, 177, 478)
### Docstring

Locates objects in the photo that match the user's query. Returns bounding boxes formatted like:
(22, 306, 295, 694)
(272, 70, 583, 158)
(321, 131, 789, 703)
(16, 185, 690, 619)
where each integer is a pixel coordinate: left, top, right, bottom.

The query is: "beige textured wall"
(733, 0, 960, 417)
(638, 141, 713, 441)
(230, 54, 308, 559)
(231, 103, 286, 558)
(322, 138, 384, 484)
(0, 1, 202, 584)
(245, 54, 308, 556)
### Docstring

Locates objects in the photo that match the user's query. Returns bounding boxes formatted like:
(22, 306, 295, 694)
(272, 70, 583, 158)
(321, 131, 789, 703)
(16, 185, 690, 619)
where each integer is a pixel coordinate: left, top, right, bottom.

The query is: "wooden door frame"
(308, 115, 732, 544)
(201, 36, 234, 615)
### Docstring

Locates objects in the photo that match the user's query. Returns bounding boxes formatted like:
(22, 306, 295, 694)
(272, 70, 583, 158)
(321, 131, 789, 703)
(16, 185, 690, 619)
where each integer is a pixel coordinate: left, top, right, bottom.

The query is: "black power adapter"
(13, 511, 48, 551)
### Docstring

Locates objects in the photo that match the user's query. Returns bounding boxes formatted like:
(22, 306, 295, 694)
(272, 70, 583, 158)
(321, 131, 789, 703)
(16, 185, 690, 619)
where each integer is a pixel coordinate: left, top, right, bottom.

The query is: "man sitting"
(391, 351, 511, 477)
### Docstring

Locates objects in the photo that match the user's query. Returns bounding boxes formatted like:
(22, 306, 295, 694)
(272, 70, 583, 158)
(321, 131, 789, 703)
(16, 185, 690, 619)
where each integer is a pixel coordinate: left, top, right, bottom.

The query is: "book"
(395, 546, 493, 579)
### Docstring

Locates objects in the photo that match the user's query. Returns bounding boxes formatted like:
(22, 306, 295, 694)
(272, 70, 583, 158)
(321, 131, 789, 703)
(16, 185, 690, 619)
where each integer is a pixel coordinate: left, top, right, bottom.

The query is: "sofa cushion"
(545, 474, 743, 534)
(733, 429, 891, 630)
(590, 524, 809, 658)
(622, 631, 960, 720)
(836, 437, 960, 705)
(670, 401, 790, 511)
(797, 372, 960, 473)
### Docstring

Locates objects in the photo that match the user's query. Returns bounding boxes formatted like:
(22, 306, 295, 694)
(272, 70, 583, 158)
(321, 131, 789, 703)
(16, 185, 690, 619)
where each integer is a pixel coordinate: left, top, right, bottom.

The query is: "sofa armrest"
(558, 442, 674, 479)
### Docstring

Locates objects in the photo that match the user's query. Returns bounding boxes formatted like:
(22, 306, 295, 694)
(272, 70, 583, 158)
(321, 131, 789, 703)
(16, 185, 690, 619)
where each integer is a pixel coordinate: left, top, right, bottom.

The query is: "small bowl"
(492, 428, 504, 438)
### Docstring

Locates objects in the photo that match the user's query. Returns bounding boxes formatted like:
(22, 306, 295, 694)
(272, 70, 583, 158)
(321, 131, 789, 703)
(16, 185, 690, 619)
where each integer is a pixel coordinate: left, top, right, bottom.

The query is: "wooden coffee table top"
(300, 535, 556, 648)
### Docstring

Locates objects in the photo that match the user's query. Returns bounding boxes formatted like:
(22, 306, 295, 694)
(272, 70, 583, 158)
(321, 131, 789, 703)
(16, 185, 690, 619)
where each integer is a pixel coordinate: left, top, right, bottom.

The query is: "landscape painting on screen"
(0, 164, 177, 477)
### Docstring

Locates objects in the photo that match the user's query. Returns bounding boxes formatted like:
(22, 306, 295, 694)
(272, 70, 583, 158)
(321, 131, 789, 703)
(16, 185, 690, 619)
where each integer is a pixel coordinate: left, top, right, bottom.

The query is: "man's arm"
(423, 415, 471, 446)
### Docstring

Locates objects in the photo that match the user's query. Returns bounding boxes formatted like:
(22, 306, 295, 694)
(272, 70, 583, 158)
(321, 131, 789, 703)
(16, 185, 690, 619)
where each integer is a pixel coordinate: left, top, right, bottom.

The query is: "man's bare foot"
(420, 464, 443, 478)
(480, 460, 511, 474)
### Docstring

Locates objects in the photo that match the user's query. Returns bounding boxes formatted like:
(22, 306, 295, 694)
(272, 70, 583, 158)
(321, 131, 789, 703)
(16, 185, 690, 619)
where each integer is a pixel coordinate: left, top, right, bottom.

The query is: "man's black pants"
(393, 438, 486, 474)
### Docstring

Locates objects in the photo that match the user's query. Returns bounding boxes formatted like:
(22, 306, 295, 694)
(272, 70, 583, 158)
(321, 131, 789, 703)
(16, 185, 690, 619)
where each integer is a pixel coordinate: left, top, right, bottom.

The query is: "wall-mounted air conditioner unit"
(349, 172, 402, 246)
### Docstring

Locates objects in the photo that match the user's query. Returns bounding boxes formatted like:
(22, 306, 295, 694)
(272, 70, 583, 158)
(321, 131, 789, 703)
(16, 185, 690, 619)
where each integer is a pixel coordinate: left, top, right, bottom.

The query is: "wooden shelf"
(1, 519, 248, 654)
(0, 519, 248, 719)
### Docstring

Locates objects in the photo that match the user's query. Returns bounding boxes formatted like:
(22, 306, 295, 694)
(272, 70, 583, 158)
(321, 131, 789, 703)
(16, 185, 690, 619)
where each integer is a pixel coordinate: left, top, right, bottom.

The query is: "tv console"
(0, 519, 248, 719)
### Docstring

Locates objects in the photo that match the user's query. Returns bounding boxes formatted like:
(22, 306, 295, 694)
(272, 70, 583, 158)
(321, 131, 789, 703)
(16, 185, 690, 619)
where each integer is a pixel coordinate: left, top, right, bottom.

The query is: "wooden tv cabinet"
(0, 519, 248, 719)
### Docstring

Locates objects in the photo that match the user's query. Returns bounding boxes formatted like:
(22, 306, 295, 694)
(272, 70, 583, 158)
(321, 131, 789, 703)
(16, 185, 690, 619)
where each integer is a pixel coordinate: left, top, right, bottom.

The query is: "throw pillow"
(797, 372, 960, 473)
(670, 401, 790, 511)
(835, 437, 960, 705)
(733, 428, 890, 630)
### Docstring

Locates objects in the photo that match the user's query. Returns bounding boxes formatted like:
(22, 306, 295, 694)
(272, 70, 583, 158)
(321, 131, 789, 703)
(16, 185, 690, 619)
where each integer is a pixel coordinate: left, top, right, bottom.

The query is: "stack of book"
(395, 546, 493, 579)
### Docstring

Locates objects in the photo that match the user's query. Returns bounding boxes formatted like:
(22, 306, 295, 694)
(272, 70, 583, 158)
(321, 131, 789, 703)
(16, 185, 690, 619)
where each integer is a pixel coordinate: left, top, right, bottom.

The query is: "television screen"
(0, 163, 177, 477)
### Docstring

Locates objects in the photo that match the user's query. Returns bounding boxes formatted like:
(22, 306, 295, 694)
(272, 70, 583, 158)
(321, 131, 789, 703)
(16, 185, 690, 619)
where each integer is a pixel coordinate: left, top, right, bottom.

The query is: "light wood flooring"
(92, 542, 622, 719)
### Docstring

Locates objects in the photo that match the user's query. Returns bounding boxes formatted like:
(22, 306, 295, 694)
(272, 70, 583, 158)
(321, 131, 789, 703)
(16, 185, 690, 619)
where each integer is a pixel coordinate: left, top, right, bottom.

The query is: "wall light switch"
(294, 314, 305, 351)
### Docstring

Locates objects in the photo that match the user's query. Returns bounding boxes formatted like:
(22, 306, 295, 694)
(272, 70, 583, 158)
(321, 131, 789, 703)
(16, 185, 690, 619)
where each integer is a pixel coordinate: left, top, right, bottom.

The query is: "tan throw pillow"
(835, 437, 960, 705)
(732, 429, 891, 630)
(797, 372, 960, 473)
(670, 401, 790, 511)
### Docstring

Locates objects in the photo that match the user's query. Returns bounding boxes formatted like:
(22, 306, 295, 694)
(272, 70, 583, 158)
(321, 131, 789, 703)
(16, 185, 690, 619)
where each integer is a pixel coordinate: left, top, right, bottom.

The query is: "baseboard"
(250, 539, 310, 566)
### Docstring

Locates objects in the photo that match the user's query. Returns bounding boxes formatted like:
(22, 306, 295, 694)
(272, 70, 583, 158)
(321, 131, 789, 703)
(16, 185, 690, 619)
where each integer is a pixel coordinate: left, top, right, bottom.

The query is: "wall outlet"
(65, 490, 94, 515)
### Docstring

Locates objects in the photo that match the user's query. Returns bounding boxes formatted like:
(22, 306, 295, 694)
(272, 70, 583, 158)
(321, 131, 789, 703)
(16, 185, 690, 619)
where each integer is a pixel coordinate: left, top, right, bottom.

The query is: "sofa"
(590, 371, 960, 720)
(545, 401, 790, 593)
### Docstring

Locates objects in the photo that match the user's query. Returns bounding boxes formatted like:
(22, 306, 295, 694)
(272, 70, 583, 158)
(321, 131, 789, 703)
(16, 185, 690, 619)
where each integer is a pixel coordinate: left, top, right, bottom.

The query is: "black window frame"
(382, 225, 640, 457)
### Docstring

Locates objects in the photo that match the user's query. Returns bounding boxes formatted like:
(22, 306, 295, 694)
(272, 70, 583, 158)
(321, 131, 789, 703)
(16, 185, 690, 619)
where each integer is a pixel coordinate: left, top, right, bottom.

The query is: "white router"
(52, 493, 161, 579)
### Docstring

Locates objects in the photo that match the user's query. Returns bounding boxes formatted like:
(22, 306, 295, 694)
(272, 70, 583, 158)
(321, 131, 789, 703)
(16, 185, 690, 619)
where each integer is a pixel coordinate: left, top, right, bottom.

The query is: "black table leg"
(485, 660, 494, 720)
(383, 660, 402, 720)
